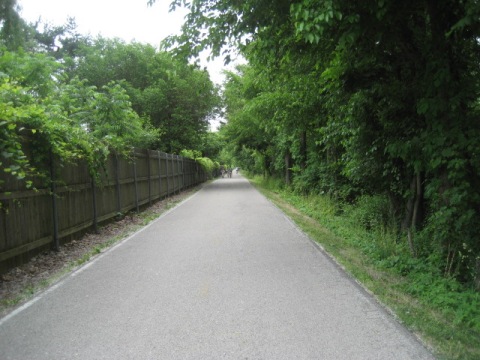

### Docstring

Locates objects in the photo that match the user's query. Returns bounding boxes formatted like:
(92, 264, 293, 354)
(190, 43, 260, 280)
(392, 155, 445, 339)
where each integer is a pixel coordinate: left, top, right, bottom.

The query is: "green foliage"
(86, 81, 160, 153)
(180, 149, 218, 178)
(0, 78, 42, 188)
(0, 0, 30, 50)
(151, 0, 292, 62)
(196, 157, 217, 178)
(397, 258, 480, 334)
(0, 45, 160, 190)
(250, 174, 287, 193)
(0, 49, 96, 186)
(0, 15, 221, 188)
(344, 195, 395, 232)
(198, 131, 225, 161)
(179, 149, 202, 159)
(68, 38, 221, 153)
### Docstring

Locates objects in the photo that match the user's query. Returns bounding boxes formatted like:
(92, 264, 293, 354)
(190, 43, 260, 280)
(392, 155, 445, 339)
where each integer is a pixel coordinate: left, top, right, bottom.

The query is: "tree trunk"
(263, 154, 271, 178)
(285, 151, 292, 185)
(403, 172, 423, 257)
(299, 130, 307, 170)
(475, 258, 480, 291)
(412, 172, 423, 230)
(402, 176, 416, 231)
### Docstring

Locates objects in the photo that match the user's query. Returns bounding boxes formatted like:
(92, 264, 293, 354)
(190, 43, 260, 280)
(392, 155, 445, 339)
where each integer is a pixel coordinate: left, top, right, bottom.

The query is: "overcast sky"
(17, 0, 237, 85)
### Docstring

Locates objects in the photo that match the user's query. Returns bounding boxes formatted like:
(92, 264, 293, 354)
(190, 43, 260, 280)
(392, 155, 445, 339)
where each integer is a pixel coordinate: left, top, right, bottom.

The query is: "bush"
(180, 149, 218, 178)
(256, 175, 286, 192)
(180, 149, 202, 159)
(196, 157, 218, 178)
(345, 194, 395, 231)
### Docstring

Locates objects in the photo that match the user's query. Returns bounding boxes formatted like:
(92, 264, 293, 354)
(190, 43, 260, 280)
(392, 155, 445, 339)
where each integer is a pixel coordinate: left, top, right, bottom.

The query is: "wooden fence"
(0, 149, 207, 273)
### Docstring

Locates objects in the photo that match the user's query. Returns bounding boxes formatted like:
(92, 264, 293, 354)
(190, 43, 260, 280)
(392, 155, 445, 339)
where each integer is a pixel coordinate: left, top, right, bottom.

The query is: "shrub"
(345, 194, 395, 231)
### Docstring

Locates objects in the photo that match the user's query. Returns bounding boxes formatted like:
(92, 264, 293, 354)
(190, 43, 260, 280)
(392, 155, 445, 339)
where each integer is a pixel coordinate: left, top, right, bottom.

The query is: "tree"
(0, 0, 29, 50)
(221, 66, 273, 175)
(0, 47, 160, 190)
(68, 38, 220, 153)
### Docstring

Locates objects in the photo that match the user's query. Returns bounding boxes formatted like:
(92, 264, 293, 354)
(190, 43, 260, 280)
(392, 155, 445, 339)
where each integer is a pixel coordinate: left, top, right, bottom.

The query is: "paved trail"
(0, 174, 434, 359)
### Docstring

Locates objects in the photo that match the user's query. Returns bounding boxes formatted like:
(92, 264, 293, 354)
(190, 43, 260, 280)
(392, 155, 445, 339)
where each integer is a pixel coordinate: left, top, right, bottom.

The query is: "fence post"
(147, 150, 152, 206)
(182, 156, 185, 190)
(173, 155, 176, 193)
(173, 155, 180, 194)
(114, 152, 121, 215)
(170, 154, 175, 195)
(50, 150, 59, 251)
(177, 155, 181, 193)
(173, 155, 177, 194)
(133, 149, 139, 213)
(158, 150, 162, 199)
(166, 153, 170, 197)
(91, 177, 98, 234)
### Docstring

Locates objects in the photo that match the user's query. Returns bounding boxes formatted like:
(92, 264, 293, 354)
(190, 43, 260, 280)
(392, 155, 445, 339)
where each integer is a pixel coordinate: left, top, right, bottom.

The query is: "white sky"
(17, 0, 238, 86)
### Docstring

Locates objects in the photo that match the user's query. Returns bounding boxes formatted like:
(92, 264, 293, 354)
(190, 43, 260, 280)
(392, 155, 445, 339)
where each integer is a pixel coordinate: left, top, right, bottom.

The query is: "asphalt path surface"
(0, 174, 435, 359)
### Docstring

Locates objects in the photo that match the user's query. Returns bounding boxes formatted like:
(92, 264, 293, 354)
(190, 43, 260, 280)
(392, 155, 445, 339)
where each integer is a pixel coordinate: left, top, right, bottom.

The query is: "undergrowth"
(251, 175, 480, 360)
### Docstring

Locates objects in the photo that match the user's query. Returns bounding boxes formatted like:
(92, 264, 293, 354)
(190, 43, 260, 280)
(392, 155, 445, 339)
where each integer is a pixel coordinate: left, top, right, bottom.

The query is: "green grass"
(250, 175, 480, 360)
